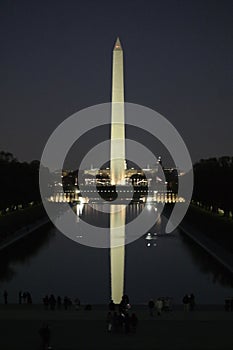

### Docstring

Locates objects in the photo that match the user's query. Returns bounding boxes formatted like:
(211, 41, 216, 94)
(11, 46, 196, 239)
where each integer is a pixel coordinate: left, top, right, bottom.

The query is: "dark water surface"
(0, 204, 233, 304)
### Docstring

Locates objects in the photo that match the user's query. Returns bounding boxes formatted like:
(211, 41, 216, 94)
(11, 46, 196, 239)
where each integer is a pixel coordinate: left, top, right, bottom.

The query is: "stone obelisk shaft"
(110, 37, 125, 185)
(110, 38, 126, 304)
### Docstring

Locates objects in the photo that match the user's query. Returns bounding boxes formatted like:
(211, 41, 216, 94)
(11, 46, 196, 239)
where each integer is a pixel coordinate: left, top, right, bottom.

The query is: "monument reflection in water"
(110, 205, 126, 303)
(75, 202, 155, 304)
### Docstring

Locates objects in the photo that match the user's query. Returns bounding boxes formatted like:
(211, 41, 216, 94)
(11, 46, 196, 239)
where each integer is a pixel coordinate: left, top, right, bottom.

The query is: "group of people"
(18, 291, 32, 304)
(43, 294, 81, 311)
(148, 297, 172, 316)
(2, 290, 196, 315)
(2, 290, 32, 304)
(106, 295, 138, 334)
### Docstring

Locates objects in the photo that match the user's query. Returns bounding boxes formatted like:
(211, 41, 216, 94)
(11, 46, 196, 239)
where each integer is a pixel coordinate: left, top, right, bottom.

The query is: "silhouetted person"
(119, 295, 129, 314)
(27, 292, 32, 304)
(124, 313, 130, 334)
(119, 299, 125, 314)
(22, 292, 27, 304)
(106, 311, 112, 332)
(64, 296, 69, 310)
(230, 298, 233, 312)
(118, 312, 124, 332)
(109, 299, 115, 311)
(18, 291, 22, 304)
(85, 304, 92, 310)
(164, 297, 171, 311)
(39, 323, 51, 349)
(112, 312, 119, 332)
(189, 293, 195, 311)
(148, 298, 155, 317)
(74, 297, 80, 310)
(130, 313, 138, 333)
(57, 296, 62, 309)
(43, 295, 49, 310)
(183, 294, 189, 312)
(68, 297, 72, 308)
(225, 298, 231, 311)
(3, 290, 8, 304)
(49, 294, 56, 310)
(122, 294, 129, 305)
(155, 298, 163, 316)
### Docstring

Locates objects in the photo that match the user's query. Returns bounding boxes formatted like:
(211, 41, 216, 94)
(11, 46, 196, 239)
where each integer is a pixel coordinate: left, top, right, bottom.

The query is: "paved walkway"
(0, 304, 233, 349)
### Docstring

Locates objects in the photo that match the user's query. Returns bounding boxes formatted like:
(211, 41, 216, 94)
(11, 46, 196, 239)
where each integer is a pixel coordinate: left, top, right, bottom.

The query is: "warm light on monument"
(110, 37, 126, 185)
(110, 38, 127, 303)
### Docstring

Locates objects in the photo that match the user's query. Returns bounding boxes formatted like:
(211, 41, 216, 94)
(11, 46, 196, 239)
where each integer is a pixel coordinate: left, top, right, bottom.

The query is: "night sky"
(1, 0, 232, 167)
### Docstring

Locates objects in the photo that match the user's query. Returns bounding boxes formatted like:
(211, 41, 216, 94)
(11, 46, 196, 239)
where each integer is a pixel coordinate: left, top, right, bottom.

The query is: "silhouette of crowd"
(2, 290, 32, 305)
(148, 296, 172, 317)
(106, 295, 138, 334)
(43, 294, 81, 311)
(19, 291, 32, 304)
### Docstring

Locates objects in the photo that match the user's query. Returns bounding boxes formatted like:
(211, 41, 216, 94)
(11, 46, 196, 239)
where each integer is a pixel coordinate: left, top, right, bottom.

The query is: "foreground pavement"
(0, 304, 233, 349)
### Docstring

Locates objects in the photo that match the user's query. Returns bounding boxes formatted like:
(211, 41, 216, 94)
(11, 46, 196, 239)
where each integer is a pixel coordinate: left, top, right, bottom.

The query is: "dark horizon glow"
(1, 0, 232, 167)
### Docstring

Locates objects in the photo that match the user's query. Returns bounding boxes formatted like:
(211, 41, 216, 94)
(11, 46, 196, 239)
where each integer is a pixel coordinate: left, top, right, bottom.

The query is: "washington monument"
(110, 37, 126, 185)
(110, 38, 126, 303)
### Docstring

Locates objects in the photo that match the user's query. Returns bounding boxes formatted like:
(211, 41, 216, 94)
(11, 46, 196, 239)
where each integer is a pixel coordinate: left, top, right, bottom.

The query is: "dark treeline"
(0, 151, 41, 213)
(192, 156, 233, 218)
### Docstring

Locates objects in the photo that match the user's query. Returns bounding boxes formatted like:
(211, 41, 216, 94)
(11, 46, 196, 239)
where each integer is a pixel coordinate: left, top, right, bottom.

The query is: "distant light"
(145, 233, 152, 240)
(146, 204, 152, 211)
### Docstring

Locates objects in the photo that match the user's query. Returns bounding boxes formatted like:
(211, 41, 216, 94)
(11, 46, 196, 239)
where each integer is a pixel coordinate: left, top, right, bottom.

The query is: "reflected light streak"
(76, 203, 84, 222)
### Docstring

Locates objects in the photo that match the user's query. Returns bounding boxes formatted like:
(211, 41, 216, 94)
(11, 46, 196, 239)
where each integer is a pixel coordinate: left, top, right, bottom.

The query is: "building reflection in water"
(76, 203, 84, 222)
(145, 205, 160, 248)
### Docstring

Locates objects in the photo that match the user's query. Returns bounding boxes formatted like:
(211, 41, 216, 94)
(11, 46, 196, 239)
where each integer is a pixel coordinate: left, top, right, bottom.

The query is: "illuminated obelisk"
(110, 37, 126, 185)
(110, 38, 126, 304)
